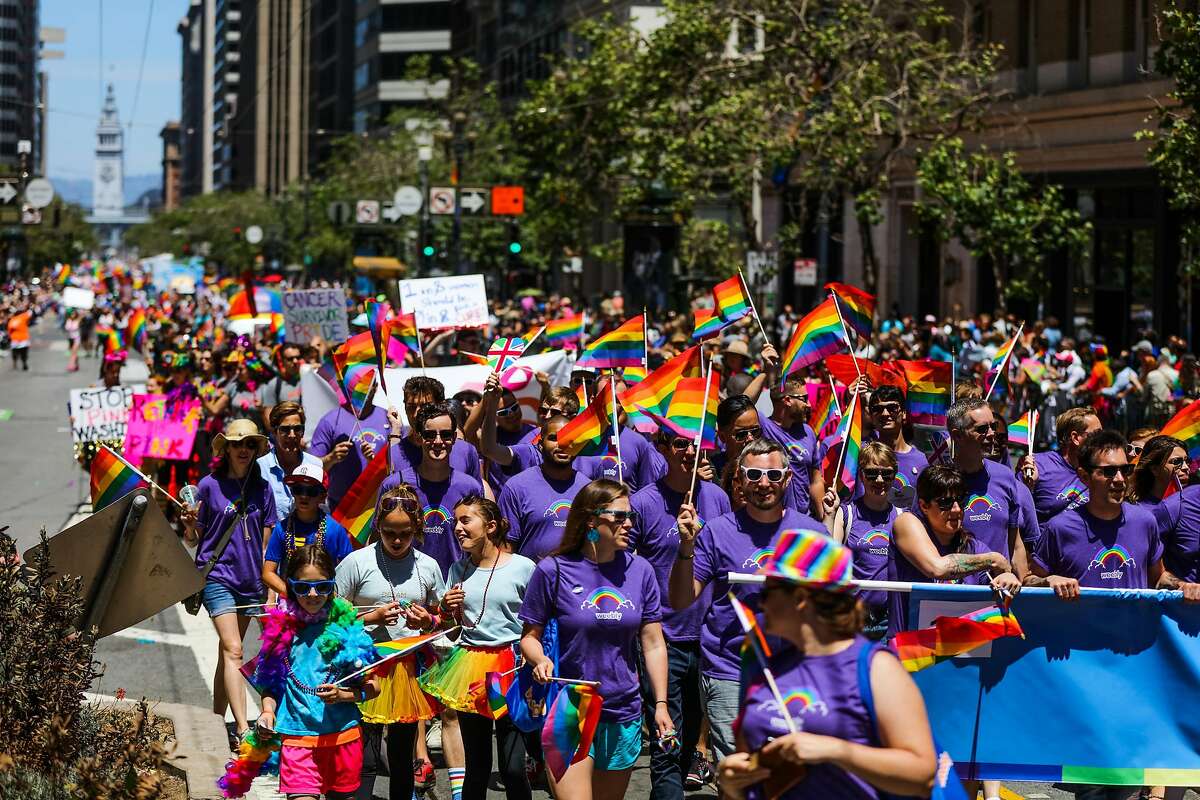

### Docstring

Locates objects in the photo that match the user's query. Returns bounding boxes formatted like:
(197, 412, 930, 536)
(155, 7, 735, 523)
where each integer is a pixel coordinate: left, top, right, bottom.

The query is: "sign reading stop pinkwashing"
(123, 394, 203, 464)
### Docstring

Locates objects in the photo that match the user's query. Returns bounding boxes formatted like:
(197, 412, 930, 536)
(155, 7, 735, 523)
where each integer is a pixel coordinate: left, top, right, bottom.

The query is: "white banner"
(398, 273, 489, 330)
(300, 350, 573, 439)
(62, 286, 95, 310)
(282, 288, 350, 345)
(68, 384, 146, 444)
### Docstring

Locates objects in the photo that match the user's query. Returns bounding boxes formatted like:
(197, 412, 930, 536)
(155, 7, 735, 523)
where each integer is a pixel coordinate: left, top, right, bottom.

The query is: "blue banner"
(905, 585, 1200, 786)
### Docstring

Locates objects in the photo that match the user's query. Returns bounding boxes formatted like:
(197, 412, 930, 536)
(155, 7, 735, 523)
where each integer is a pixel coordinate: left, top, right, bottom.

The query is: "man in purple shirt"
(759, 375, 825, 515)
(865, 384, 927, 507)
(308, 387, 391, 510)
(463, 379, 542, 494)
(387, 375, 480, 481)
(1019, 406, 1101, 524)
(629, 426, 731, 800)
(1029, 429, 1200, 599)
(668, 438, 824, 763)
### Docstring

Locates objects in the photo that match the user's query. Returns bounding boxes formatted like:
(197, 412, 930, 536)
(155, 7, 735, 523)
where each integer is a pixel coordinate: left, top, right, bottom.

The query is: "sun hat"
(285, 462, 326, 489)
(723, 340, 751, 358)
(213, 418, 270, 458)
(758, 528, 856, 592)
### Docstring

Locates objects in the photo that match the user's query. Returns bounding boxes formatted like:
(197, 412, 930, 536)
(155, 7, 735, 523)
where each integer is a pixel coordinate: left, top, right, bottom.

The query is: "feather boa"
(217, 727, 279, 798)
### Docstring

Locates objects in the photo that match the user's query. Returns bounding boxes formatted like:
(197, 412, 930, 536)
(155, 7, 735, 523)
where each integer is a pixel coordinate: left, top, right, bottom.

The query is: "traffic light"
(509, 240, 522, 254)
(422, 245, 435, 257)
(507, 222, 522, 256)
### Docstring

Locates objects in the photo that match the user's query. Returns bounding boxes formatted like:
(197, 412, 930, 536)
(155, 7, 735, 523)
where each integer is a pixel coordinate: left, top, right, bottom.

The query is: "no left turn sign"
(429, 187, 456, 215)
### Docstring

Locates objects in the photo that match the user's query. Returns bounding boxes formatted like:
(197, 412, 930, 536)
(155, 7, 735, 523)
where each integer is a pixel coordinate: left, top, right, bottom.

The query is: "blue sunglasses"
(288, 578, 336, 597)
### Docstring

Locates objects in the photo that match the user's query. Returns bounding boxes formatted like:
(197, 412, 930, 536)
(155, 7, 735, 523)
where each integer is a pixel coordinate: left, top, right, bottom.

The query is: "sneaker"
(413, 759, 435, 792)
(425, 717, 442, 751)
(685, 750, 713, 789)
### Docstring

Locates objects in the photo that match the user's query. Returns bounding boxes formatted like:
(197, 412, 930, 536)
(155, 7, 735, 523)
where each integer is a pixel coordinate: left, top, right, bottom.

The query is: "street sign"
(491, 186, 525, 216)
(326, 200, 351, 225)
(356, 200, 381, 224)
(245, 225, 264, 244)
(381, 202, 402, 223)
(429, 187, 456, 215)
(393, 185, 423, 216)
(793, 258, 817, 287)
(23, 177, 54, 209)
(460, 188, 488, 215)
(0, 179, 18, 205)
(21, 205, 40, 225)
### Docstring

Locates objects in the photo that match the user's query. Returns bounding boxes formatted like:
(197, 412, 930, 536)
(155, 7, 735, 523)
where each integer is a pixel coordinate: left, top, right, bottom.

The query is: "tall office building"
(160, 121, 182, 212)
(92, 84, 123, 218)
(178, 0, 213, 198)
(309, 0, 355, 170)
(0, 0, 40, 170)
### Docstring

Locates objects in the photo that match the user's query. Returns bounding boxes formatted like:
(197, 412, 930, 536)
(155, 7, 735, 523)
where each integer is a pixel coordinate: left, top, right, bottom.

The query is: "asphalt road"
(0, 324, 1170, 800)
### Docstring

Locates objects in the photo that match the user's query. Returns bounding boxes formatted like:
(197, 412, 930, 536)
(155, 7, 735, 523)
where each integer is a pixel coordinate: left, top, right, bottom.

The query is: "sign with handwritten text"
(123, 394, 203, 463)
(282, 288, 349, 344)
(69, 384, 146, 444)
(398, 274, 489, 330)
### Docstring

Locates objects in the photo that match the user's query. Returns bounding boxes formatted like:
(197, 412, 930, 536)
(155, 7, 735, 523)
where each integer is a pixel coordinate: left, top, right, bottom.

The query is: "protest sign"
(62, 286, 95, 310)
(282, 288, 349, 344)
(398, 273, 489, 330)
(123, 394, 203, 463)
(69, 385, 145, 444)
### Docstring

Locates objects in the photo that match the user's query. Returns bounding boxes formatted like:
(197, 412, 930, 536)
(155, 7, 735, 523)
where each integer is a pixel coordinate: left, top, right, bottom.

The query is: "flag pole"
(1027, 409, 1034, 454)
(333, 628, 460, 686)
(611, 379, 624, 485)
(100, 444, 186, 509)
(737, 267, 770, 345)
(831, 293, 863, 383)
(985, 322, 1024, 401)
(831, 390, 858, 495)
(828, 375, 842, 416)
(688, 358, 716, 500)
(642, 308, 649, 372)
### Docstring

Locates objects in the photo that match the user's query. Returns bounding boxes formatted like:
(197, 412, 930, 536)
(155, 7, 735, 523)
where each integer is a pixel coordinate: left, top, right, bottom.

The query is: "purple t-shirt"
(693, 508, 826, 680)
(1036, 504, 1163, 589)
(736, 638, 881, 800)
(1154, 486, 1200, 581)
(958, 459, 1026, 558)
(309, 405, 392, 508)
(629, 479, 732, 641)
(486, 423, 537, 494)
(575, 427, 657, 490)
(887, 514, 989, 637)
(853, 440, 927, 508)
(843, 499, 897, 613)
(380, 469, 483, 577)
(194, 471, 279, 597)
(759, 417, 819, 514)
(498, 467, 593, 561)
(1032, 450, 1088, 524)
(519, 551, 662, 723)
(390, 429, 481, 484)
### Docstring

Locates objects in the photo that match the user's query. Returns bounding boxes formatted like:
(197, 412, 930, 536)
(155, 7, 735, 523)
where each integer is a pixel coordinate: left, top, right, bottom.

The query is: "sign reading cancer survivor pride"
(398, 273, 489, 330)
(69, 385, 146, 444)
(123, 394, 203, 463)
(282, 288, 349, 344)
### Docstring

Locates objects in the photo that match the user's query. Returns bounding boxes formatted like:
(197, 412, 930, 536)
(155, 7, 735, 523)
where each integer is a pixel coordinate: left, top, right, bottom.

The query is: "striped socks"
(448, 766, 465, 800)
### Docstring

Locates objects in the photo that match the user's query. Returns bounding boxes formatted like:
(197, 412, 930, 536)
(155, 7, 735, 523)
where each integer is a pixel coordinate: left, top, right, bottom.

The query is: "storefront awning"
(352, 256, 406, 277)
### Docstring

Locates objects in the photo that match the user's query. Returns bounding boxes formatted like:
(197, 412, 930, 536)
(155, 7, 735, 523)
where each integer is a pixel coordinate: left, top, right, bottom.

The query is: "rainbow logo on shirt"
(784, 442, 809, 465)
(1058, 485, 1088, 507)
(582, 586, 635, 620)
(423, 505, 452, 531)
(668, 514, 705, 541)
(862, 530, 891, 556)
(1090, 545, 1135, 580)
(357, 429, 387, 448)
(780, 688, 830, 717)
(741, 547, 774, 569)
(893, 472, 912, 492)
(965, 494, 997, 522)
(544, 500, 572, 518)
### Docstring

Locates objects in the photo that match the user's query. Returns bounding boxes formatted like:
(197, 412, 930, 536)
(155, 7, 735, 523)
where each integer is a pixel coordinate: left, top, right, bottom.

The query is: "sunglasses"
(781, 393, 807, 402)
(1092, 464, 1135, 478)
(731, 426, 762, 443)
(869, 402, 902, 416)
(593, 508, 639, 525)
(740, 466, 787, 483)
(276, 424, 304, 436)
(570, 375, 597, 387)
(497, 403, 521, 416)
(660, 435, 693, 452)
(932, 495, 967, 511)
(228, 440, 258, 451)
(1166, 456, 1189, 468)
(1127, 445, 1144, 456)
(862, 468, 896, 482)
(289, 484, 324, 498)
(970, 422, 999, 435)
(380, 496, 420, 514)
(540, 404, 568, 417)
(421, 429, 455, 442)
(288, 579, 336, 596)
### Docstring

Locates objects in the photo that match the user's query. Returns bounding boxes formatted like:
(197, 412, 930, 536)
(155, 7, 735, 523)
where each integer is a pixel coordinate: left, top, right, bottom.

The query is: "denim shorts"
(202, 580, 264, 618)
(587, 719, 642, 771)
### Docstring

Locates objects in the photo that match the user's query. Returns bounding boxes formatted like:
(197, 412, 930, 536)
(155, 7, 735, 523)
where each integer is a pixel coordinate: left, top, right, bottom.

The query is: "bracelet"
(357, 687, 368, 703)
(676, 551, 694, 560)
(655, 700, 668, 705)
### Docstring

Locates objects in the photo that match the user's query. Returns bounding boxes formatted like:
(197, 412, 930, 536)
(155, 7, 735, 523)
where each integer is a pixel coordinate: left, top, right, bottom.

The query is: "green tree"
(914, 136, 1091, 313)
(22, 200, 98, 270)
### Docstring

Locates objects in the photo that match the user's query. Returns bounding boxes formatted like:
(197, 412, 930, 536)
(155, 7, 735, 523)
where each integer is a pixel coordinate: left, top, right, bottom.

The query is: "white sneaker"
(426, 717, 442, 750)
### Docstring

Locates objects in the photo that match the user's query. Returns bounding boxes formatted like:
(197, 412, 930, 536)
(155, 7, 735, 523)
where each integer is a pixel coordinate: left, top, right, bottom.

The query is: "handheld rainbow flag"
(1008, 411, 1035, 451)
(54, 263, 71, 285)
(826, 282, 875, 341)
(365, 301, 396, 389)
(1160, 397, 1200, 463)
(97, 326, 124, 357)
(373, 630, 450, 662)
(90, 445, 145, 511)
(391, 311, 421, 358)
(542, 683, 604, 782)
(820, 390, 863, 495)
(556, 379, 615, 457)
(780, 298, 847, 376)
(729, 591, 797, 735)
(898, 359, 954, 427)
(692, 307, 725, 341)
(617, 345, 702, 419)
(228, 285, 283, 321)
(1021, 357, 1048, 383)
(333, 332, 378, 414)
(484, 670, 514, 719)
(620, 366, 655, 434)
(712, 275, 751, 323)
(126, 308, 147, 353)
(486, 337, 528, 373)
(639, 370, 721, 450)
(985, 323, 1023, 400)
(809, 383, 841, 439)
(575, 315, 645, 369)
(331, 446, 390, 547)
(546, 314, 585, 345)
(890, 605, 1024, 672)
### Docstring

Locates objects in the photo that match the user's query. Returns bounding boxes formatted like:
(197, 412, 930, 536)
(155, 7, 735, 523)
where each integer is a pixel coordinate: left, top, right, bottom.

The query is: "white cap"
(286, 462, 326, 488)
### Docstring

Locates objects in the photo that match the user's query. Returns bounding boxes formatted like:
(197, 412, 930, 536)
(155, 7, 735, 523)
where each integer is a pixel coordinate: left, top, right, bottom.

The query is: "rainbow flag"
(390, 311, 421, 360)
(712, 275, 751, 323)
(620, 366, 654, 433)
(810, 384, 841, 439)
(1161, 398, 1200, 462)
(332, 446, 391, 547)
(780, 298, 847, 376)
(826, 282, 875, 341)
(820, 390, 863, 494)
(374, 630, 448, 660)
(1021, 357, 1047, 383)
(365, 301, 395, 388)
(986, 329, 1021, 392)
(898, 359, 954, 427)
(556, 379, 615, 457)
(1008, 412, 1034, 450)
(97, 326, 124, 357)
(692, 307, 725, 341)
(126, 308, 147, 353)
(90, 446, 144, 511)
(546, 314, 585, 345)
(729, 592, 772, 680)
(333, 332, 378, 414)
(485, 670, 513, 719)
(228, 286, 283, 321)
(53, 263, 71, 285)
(542, 683, 603, 782)
(617, 345, 701, 419)
(639, 370, 720, 450)
(891, 605, 1024, 672)
(576, 315, 644, 369)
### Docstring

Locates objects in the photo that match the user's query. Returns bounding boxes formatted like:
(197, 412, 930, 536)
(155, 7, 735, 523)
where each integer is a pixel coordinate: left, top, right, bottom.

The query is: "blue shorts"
(202, 581, 264, 618)
(587, 719, 641, 771)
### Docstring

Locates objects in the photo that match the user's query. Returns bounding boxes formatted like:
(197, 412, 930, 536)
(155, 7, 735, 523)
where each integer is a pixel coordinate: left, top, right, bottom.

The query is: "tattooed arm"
(893, 512, 1010, 581)
(1152, 561, 1200, 601)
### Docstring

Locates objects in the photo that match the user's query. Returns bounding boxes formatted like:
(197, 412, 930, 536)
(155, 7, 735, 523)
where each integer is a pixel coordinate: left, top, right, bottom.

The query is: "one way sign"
(0, 180, 18, 205)
(460, 188, 488, 215)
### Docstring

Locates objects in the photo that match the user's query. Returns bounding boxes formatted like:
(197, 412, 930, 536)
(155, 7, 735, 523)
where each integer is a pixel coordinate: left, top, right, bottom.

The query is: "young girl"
(228, 545, 381, 800)
(419, 495, 536, 800)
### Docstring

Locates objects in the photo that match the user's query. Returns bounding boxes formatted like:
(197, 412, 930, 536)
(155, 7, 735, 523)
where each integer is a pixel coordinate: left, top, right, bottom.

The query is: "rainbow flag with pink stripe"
(891, 605, 1024, 672)
(576, 315, 644, 369)
(820, 390, 863, 495)
(780, 298, 847, 376)
(542, 683, 603, 782)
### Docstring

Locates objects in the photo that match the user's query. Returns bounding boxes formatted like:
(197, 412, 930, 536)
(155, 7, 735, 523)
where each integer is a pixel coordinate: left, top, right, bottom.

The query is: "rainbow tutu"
(417, 644, 516, 715)
(358, 654, 438, 724)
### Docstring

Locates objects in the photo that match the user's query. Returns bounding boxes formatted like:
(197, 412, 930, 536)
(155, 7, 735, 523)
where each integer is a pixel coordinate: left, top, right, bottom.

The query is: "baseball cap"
(285, 462, 326, 488)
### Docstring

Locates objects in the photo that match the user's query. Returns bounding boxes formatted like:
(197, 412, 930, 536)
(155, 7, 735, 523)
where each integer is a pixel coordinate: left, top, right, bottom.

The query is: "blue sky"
(41, 0, 181, 181)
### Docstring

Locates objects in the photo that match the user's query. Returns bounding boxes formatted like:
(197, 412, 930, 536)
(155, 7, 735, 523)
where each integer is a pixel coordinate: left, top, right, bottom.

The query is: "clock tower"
(93, 84, 124, 218)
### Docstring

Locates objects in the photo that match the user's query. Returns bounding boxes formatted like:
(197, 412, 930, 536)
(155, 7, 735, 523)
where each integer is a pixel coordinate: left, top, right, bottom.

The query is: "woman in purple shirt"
(519, 479, 673, 800)
(181, 418, 279, 746)
(1128, 435, 1188, 506)
(719, 528, 937, 800)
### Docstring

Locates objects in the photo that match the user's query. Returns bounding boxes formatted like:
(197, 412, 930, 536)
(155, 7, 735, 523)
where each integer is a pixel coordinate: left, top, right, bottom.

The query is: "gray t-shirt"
(335, 543, 446, 642)
(446, 553, 537, 647)
(257, 374, 303, 409)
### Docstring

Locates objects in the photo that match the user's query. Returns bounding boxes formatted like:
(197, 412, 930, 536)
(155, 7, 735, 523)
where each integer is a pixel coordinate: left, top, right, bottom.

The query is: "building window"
(354, 59, 374, 92)
(382, 3, 450, 32)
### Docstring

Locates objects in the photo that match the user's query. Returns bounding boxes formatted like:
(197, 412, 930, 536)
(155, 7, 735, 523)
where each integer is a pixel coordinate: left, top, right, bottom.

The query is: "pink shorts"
(278, 729, 362, 796)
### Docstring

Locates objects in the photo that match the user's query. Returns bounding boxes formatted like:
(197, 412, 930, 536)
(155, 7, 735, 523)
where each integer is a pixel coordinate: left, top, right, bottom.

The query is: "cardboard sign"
(282, 288, 350, 344)
(123, 394, 203, 463)
(398, 274, 489, 330)
(69, 384, 146, 444)
(62, 286, 95, 310)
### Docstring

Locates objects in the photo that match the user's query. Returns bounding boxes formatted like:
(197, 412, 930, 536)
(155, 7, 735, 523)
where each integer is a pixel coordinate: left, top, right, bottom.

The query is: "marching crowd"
(10, 262, 1200, 800)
